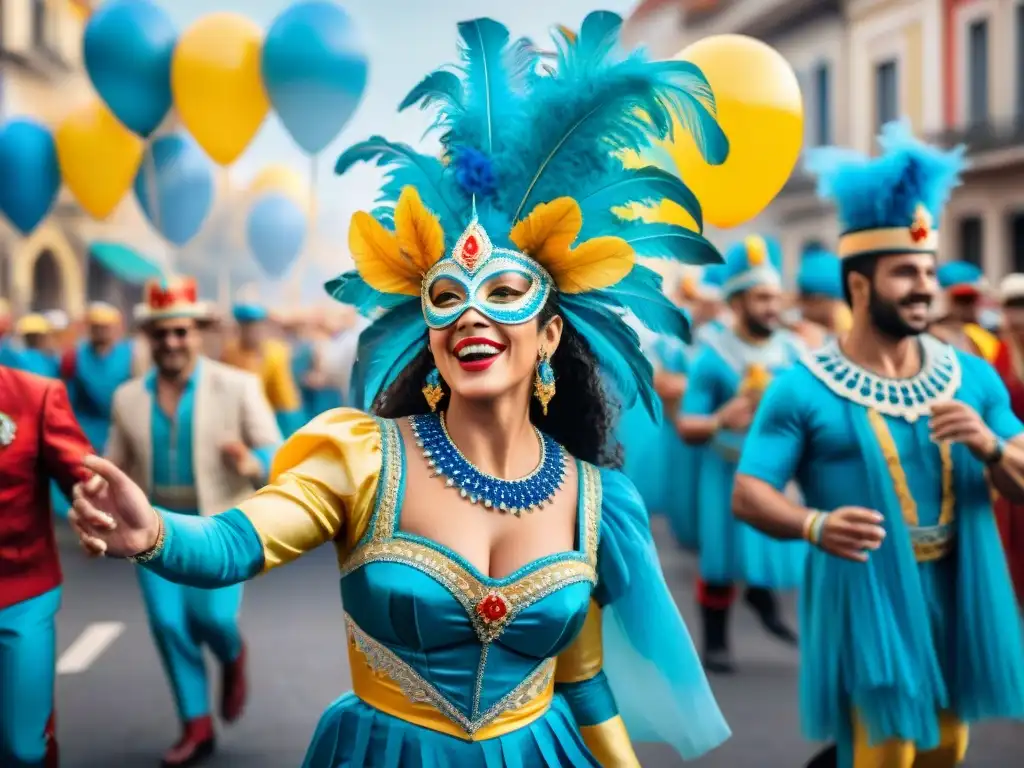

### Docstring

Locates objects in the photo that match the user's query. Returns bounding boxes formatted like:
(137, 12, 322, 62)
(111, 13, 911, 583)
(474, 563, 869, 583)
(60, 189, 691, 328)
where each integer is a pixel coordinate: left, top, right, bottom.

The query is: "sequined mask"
(421, 216, 553, 330)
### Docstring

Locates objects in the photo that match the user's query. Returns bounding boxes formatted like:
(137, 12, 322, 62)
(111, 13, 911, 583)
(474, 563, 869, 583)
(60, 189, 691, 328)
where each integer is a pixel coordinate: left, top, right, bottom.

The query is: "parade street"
(54, 518, 1023, 768)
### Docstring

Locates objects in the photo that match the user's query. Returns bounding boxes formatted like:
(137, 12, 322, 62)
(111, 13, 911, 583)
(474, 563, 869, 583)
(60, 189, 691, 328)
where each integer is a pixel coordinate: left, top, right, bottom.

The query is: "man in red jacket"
(0, 365, 92, 767)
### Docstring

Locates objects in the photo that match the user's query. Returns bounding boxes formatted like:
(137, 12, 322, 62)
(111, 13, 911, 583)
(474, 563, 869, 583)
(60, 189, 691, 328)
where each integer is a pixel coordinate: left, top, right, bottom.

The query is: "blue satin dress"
(739, 336, 1024, 766)
(143, 410, 730, 767)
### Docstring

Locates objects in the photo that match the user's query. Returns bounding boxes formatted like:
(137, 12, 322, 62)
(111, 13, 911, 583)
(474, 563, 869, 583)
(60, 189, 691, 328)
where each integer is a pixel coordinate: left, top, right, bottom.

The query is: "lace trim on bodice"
(801, 334, 961, 422)
(346, 611, 555, 737)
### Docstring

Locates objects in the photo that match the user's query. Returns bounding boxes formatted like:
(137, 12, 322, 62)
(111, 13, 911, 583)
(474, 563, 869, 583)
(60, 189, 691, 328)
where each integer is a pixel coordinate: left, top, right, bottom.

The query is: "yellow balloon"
(667, 35, 803, 229)
(248, 165, 308, 208)
(171, 13, 269, 166)
(55, 99, 144, 220)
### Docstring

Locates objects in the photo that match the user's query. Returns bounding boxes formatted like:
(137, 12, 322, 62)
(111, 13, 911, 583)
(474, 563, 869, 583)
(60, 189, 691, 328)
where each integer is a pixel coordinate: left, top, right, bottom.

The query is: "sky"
(157, 0, 636, 270)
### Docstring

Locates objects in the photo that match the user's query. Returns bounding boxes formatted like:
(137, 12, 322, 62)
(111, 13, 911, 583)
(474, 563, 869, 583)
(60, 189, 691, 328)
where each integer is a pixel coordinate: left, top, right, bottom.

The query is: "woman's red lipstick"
(452, 337, 506, 372)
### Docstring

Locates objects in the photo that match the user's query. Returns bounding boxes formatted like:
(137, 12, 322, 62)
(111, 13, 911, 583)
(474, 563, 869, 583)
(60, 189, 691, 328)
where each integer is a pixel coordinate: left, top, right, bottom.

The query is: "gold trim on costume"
(346, 612, 555, 740)
(554, 599, 603, 684)
(368, 418, 403, 542)
(579, 717, 642, 768)
(837, 227, 938, 260)
(866, 409, 956, 562)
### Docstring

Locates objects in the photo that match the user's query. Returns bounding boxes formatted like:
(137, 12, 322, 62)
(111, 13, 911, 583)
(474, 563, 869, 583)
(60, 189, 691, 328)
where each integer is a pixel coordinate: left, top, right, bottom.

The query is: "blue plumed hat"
(331, 12, 729, 417)
(797, 251, 843, 300)
(937, 260, 986, 295)
(721, 235, 782, 298)
(805, 121, 966, 261)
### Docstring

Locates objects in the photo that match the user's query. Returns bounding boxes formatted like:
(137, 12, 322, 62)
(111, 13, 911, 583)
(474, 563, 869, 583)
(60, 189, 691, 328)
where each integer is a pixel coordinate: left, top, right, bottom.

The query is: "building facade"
(0, 0, 154, 319)
(624, 0, 1024, 284)
(939, 0, 1024, 279)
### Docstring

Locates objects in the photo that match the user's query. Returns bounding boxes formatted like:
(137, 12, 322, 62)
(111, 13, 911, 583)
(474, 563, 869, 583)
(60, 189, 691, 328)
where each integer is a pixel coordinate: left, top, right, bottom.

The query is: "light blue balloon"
(83, 0, 176, 137)
(133, 134, 214, 247)
(262, 1, 369, 155)
(247, 194, 307, 278)
(0, 119, 61, 235)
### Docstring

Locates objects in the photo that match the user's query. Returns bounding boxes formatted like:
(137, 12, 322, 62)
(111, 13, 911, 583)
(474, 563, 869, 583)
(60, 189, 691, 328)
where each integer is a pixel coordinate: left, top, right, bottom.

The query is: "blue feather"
(334, 136, 462, 228)
(350, 301, 428, 409)
(399, 69, 463, 114)
(621, 221, 722, 265)
(578, 166, 703, 235)
(597, 266, 691, 341)
(325, 272, 413, 317)
(503, 14, 728, 221)
(561, 297, 658, 420)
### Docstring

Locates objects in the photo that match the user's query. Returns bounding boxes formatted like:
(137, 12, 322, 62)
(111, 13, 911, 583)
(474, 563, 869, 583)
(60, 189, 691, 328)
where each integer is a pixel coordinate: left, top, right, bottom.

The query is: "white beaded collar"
(801, 333, 961, 422)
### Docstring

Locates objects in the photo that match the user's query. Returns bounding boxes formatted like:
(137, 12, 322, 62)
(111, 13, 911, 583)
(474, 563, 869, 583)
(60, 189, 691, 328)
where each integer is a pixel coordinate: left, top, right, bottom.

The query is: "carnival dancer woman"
(68, 13, 731, 767)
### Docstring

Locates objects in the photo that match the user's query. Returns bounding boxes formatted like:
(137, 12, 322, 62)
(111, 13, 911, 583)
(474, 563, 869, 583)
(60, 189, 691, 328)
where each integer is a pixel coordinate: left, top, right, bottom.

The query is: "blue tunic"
(138, 412, 731, 767)
(683, 327, 808, 587)
(738, 335, 1024, 759)
(2, 348, 59, 378)
(67, 340, 134, 453)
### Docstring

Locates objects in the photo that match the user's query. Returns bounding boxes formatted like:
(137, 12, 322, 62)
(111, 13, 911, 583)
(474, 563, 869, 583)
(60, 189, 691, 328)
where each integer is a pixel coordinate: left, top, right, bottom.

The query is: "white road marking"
(57, 622, 125, 675)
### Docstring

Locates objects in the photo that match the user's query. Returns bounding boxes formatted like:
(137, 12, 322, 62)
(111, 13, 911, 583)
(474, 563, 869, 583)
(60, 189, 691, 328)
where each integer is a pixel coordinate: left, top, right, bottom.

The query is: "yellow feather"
(744, 235, 767, 266)
(394, 186, 446, 273)
(348, 212, 420, 296)
(547, 236, 635, 294)
(509, 198, 583, 264)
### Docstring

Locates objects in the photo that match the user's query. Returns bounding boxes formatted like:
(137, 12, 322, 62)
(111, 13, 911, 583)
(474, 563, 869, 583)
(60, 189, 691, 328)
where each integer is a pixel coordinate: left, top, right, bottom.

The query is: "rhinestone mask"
(421, 217, 553, 329)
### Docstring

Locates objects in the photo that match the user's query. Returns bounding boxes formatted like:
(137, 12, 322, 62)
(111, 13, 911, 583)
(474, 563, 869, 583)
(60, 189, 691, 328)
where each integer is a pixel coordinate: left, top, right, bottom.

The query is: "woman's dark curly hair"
(373, 294, 624, 467)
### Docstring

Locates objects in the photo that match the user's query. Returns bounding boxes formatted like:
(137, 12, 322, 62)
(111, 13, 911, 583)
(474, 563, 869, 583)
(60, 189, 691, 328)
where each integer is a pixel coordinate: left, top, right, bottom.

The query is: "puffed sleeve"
(589, 468, 730, 761)
(144, 409, 382, 588)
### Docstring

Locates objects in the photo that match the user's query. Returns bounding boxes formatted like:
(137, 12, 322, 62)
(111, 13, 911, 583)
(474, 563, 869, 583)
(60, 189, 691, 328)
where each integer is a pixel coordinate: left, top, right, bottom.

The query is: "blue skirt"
(698, 448, 807, 587)
(302, 694, 600, 768)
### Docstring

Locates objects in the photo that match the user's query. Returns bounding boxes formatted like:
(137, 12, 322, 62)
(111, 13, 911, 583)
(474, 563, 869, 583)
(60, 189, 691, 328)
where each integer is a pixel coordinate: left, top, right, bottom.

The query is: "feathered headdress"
(330, 12, 728, 417)
(805, 120, 966, 261)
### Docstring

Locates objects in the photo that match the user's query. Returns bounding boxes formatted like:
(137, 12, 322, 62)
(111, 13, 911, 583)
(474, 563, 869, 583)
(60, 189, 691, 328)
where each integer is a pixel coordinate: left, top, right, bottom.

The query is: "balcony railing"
(929, 117, 1024, 154)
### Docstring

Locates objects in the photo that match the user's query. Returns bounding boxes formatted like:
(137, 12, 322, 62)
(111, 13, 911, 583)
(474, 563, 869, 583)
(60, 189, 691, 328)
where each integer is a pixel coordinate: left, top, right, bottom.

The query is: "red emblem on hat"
(910, 205, 932, 243)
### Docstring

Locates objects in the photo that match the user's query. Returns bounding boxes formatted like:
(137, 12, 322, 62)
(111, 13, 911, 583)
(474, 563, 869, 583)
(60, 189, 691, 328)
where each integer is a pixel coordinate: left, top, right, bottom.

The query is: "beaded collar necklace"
(410, 412, 566, 515)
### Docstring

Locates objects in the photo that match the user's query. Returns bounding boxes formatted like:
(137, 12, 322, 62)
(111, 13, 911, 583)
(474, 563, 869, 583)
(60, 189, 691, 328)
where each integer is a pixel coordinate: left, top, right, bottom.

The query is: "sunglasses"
(149, 327, 191, 341)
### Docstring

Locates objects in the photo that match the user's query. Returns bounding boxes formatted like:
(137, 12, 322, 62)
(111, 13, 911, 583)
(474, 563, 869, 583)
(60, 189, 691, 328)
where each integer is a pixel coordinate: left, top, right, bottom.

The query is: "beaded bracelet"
(802, 510, 828, 547)
(127, 511, 166, 564)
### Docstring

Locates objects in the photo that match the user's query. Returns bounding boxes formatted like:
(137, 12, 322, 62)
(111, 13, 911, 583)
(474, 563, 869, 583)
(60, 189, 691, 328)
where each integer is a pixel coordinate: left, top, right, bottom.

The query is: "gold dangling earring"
(422, 367, 444, 412)
(533, 349, 555, 416)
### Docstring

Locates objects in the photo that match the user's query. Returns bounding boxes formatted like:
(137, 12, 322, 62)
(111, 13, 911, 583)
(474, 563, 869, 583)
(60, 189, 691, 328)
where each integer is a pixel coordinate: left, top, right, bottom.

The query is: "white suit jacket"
(106, 357, 281, 516)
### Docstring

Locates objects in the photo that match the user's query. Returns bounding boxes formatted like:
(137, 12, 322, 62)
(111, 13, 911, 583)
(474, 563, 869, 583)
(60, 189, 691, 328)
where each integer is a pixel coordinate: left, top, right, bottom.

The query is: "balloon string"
(144, 139, 163, 267)
(218, 167, 232, 310)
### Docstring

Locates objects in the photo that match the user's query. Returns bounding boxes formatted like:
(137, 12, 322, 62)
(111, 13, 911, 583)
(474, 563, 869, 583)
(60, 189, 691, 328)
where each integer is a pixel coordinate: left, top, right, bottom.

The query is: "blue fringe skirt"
(301, 694, 599, 768)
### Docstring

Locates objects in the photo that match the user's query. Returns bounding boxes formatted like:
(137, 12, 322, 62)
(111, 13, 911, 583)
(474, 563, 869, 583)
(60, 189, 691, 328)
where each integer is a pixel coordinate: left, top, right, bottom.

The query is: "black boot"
(804, 744, 837, 768)
(745, 586, 798, 645)
(700, 603, 735, 675)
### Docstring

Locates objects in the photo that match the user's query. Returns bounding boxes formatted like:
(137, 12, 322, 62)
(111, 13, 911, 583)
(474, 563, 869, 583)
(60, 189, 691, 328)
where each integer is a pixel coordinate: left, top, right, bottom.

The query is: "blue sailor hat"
(937, 260, 986, 295)
(721, 235, 783, 298)
(232, 303, 269, 323)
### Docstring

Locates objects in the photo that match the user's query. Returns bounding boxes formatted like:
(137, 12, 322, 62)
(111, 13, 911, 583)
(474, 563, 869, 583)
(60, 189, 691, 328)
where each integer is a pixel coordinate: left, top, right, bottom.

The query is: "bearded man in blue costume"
(733, 121, 1024, 768)
(678, 236, 807, 674)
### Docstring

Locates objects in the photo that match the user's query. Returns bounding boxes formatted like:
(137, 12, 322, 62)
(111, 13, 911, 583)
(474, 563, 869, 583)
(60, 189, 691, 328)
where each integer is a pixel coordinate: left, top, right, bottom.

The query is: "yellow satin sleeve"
(555, 601, 641, 767)
(579, 718, 641, 768)
(237, 408, 382, 571)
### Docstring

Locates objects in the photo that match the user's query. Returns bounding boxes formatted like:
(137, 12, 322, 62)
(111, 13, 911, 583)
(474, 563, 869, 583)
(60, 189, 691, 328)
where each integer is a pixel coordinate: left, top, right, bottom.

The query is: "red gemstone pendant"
(476, 591, 509, 624)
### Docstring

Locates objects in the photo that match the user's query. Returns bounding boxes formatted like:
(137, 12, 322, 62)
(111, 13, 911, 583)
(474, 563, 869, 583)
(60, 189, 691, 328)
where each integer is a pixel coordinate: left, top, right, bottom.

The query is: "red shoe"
(220, 642, 248, 723)
(160, 716, 215, 768)
(44, 712, 58, 768)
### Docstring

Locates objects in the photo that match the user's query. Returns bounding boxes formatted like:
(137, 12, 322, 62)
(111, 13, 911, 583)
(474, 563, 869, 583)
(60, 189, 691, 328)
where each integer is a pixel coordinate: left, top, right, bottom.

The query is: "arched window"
(31, 250, 64, 311)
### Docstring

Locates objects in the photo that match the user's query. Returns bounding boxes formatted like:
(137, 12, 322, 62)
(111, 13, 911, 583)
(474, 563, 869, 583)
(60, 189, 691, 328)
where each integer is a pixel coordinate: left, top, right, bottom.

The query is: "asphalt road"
(52, 518, 1023, 768)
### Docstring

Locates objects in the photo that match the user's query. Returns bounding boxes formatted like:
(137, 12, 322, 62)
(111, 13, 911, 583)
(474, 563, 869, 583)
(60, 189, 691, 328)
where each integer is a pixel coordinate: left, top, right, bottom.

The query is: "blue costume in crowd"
(934, 261, 1000, 362)
(683, 237, 807, 671)
(120, 13, 733, 767)
(64, 338, 134, 452)
(738, 122, 1024, 768)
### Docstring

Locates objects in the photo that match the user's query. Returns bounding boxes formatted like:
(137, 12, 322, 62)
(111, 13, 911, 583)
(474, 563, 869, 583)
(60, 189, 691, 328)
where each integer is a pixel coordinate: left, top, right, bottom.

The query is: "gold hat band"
(838, 227, 939, 260)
